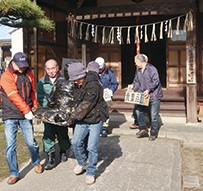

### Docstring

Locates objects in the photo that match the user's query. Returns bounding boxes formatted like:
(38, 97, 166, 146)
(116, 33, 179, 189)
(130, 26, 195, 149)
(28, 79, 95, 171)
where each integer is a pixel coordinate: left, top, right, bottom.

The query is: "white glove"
(25, 111, 34, 120)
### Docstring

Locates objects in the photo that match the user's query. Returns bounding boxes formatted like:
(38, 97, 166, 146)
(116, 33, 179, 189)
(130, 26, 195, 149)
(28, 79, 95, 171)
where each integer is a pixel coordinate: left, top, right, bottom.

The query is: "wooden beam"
(68, 2, 193, 17)
(186, 28, 197, 123)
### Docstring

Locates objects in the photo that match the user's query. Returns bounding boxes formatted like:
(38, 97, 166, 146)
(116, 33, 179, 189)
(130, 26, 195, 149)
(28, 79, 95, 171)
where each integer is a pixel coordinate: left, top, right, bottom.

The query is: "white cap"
(95, 57, 105, 69)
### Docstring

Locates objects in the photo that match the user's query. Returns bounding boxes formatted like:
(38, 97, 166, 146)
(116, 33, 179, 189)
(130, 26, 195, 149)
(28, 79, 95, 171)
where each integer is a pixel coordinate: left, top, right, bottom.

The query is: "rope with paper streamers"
(68, 11, 193, 44)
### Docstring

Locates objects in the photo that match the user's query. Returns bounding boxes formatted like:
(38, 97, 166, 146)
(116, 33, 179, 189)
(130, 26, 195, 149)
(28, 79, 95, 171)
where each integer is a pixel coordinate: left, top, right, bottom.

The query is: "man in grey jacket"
(133, 54, 163, 141)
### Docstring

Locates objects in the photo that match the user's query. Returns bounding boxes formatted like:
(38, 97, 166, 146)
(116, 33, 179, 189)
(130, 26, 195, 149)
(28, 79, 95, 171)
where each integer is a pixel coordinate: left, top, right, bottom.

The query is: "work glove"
(25, 111, 34, 120)
(66, 116, 75, 127)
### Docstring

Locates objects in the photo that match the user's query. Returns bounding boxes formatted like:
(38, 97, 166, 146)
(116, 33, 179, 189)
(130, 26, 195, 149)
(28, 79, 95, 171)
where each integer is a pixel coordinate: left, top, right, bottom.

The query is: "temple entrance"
(121, 39, 166, 88)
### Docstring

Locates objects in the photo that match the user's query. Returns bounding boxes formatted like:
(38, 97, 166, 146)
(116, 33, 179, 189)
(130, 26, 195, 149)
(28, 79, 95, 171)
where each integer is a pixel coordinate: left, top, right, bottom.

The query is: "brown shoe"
(129, 124, 139, 129)
(34, 164, 43, 174)
(7, 176, 20, 185)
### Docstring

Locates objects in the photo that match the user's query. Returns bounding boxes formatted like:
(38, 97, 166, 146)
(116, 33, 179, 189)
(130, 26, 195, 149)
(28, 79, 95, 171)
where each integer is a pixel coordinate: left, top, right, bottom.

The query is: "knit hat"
(68, 62, 86, 81)
(13, 52, 29, 68)
(95, 57, 105, 69)
(87, 61, 99, 73)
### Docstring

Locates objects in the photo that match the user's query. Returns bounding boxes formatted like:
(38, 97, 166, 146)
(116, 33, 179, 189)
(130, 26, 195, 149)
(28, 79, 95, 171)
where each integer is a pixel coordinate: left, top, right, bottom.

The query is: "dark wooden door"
(167, 40, 186, 88)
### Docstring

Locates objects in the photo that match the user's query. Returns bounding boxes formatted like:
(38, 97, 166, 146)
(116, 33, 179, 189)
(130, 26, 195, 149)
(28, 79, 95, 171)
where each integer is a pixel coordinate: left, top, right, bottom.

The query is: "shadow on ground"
(18, 135, 122, 180)
(108, 110, 127, 134)
(97, 135, 122, 177)
(18, 143, 67, 180)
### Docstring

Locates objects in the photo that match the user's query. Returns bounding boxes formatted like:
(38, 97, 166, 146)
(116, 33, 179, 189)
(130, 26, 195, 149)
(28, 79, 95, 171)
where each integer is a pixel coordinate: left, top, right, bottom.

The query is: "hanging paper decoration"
(116, 27, 121, 41)
(102, 27, 106, 44)
(85, 24, 90, 40)
(188, 11, 194, 31)
(144, 25, 148, 43)
(183, 11, 194, 32)
(183, 13, 188, 32)
(111, 27, 115, 44)
(91, 25, 95, 37)
(117, 27, 123, 44)
(108, 27, 115, 44)
(127, 27, 131, 44)
(167, 20, 172, 38)
(68, 11, 193, 44)
(164, 20, 168, 33)
(93, 26, 98, 43)
(140, 26, 143, 40)
(151, 23, 156, 41)
(160, 22, 163, 39)
(176, 17, 180, 35)
(79, 23, 83, 39)
(135, 26, 140, 44)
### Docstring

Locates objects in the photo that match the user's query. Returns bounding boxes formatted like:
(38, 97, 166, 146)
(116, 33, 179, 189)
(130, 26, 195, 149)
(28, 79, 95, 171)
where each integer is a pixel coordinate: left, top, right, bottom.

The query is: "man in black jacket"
(64, 61, 108, 185)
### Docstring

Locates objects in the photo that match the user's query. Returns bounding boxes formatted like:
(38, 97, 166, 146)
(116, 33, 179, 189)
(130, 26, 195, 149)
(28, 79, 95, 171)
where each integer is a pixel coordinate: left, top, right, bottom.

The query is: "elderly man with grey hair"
(132, 53, 163, 141)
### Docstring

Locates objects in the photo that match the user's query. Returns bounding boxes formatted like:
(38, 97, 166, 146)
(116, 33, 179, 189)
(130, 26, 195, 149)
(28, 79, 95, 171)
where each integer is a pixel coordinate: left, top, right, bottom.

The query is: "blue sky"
(0, 25, 16, 40)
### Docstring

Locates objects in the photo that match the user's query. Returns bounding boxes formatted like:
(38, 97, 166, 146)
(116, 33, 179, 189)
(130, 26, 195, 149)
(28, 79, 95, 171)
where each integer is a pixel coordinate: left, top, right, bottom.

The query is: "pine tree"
(0, 0, 54, 31)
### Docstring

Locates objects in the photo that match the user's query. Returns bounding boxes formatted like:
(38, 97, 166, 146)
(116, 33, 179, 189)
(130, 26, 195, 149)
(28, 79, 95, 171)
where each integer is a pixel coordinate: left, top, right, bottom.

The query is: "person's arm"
(108, 70, 118, 94)
(71, 83, 99, 121)
(27, 71, 38, 108)
(37, 79, 47, 107)
(1, 72, 31, 114)
(146, 67, 160, 93)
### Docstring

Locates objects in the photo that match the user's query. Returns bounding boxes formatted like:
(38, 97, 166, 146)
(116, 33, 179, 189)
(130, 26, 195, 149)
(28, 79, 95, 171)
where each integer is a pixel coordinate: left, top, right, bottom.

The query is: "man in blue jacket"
(133, 54, 163, 141)
(95, 57, 118, 137)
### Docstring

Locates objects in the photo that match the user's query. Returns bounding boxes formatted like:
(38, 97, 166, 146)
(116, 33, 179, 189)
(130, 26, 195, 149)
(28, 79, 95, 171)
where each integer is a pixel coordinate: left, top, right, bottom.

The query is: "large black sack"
(33, 77, 75, 126)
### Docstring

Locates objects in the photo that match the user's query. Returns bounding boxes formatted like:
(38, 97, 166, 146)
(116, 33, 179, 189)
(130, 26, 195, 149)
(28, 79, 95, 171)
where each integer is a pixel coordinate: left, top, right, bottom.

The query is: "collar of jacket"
(81, 72, 98, 87)
(101, 65, 109, 75)
(138, 63, 149, 72)
(44, 71, 61, 83)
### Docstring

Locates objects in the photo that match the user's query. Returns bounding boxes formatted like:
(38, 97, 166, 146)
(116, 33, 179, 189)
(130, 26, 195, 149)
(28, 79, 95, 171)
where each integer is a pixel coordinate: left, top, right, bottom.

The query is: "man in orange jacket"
(0, 52, 43, 185)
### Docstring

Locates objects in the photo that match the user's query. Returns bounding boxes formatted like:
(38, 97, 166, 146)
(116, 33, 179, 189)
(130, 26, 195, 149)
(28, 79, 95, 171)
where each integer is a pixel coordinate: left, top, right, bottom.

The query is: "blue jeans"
(135, 99, 160, 135)
(71, 121, 102, 176)
(4, 119, 40, 177)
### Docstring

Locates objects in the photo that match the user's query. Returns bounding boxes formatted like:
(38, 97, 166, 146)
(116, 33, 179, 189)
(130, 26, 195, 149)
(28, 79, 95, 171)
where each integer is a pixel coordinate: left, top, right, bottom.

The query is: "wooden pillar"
(186, 29, 197, 123)
(33, 27, 38, 84)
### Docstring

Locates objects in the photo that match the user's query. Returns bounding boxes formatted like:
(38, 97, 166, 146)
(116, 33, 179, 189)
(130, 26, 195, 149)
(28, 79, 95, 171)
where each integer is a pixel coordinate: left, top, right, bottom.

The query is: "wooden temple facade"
(23, 0, 203, 123)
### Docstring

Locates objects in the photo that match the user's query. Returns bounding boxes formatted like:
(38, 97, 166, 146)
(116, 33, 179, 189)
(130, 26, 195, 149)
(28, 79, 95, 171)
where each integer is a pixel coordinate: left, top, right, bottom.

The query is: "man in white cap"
(95, 57, 118, 137)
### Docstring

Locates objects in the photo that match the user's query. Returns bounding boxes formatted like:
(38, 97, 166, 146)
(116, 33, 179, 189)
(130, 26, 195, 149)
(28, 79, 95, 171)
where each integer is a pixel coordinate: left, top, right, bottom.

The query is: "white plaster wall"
(10, 28, 23, 57)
